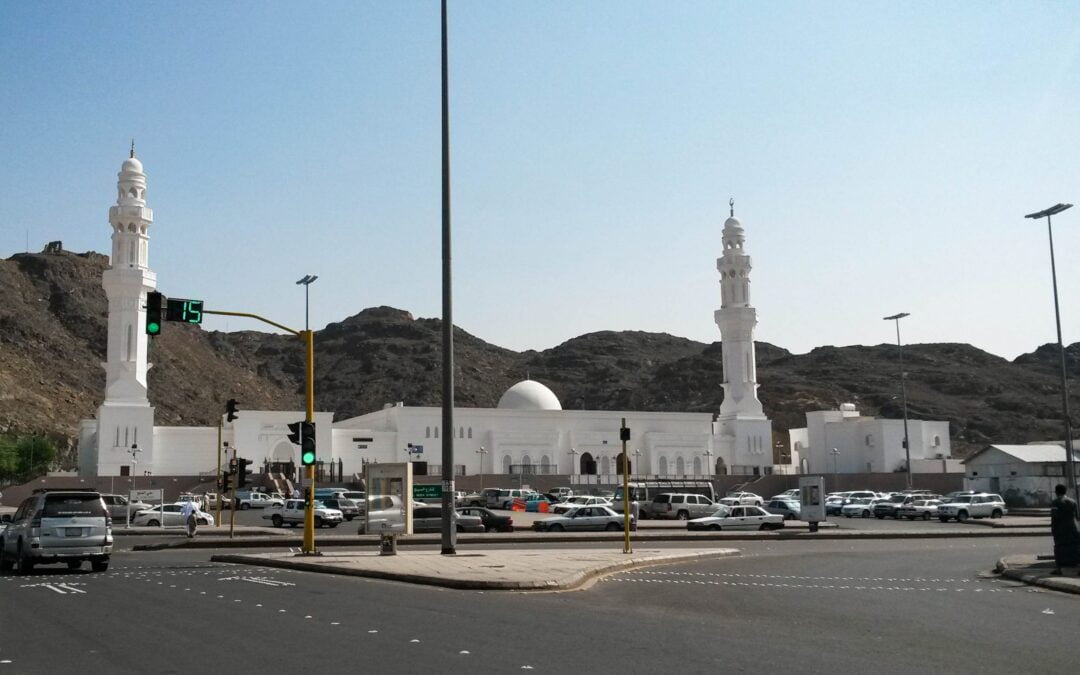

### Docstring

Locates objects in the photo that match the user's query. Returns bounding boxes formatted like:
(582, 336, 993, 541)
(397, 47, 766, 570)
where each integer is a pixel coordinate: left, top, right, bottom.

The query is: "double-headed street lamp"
(883, 312, 913, 489)
(295, 275, 318, 331)
(1025, 203, 1078, 504)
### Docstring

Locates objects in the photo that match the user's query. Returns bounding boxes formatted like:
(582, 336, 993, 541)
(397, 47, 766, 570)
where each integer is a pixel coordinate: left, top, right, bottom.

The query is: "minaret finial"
(729, 197, 735, 217)
(130, 139, 135, 158)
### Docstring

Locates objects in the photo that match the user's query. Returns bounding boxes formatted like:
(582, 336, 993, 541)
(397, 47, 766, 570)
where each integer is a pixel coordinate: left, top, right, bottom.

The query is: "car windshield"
(709, 506, 731, 516)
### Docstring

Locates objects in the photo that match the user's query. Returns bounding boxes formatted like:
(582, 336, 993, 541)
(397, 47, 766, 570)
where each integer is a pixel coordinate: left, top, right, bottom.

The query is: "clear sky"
(2, 1, 1079, 359)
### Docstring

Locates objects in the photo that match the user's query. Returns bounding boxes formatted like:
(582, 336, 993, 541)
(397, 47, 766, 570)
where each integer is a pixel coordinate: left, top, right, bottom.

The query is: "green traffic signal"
(147, 321, 161, 335)
(145, 291, 163, 336)
(301, 449, 316, 465)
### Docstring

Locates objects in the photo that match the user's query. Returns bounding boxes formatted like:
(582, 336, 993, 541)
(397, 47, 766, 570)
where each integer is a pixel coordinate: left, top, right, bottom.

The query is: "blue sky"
(2, 1, 1079, 359)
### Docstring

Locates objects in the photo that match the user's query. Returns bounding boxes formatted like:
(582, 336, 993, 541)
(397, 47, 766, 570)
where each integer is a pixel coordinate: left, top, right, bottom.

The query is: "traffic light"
(221, 471, 232, 492)
(237, 457, 253, 488)
(288, 421, 317, 466)
(145, 291, 163, 336)
(225, 399, 239, 422)
(228, 456, 238, 473)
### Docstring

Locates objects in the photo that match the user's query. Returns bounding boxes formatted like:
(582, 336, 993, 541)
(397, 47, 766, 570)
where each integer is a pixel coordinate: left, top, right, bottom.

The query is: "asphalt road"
(2, 538, 1073, 673)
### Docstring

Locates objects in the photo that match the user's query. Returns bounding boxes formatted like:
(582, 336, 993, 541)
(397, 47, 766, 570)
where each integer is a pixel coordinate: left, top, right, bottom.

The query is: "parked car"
(263, 499, 343, 528)
(644, 493, 717, 520)
(533, 505, 632, 532)
(0, 490, 114, 573)
(770, 489, 801, 501)
(100, 494, 152, 522)
(687, 505, 784, 531)
(525, 494, 557, 512)
(457, 506, 514, 532)
(132, 503, 214, 528)
(764, 498, 801, 520)
(938, 493, 1007, 522)
(873, 494, 915, 519)
(551, 487, 574, 499)
(464, 488, 499, 507)
(719, 492, 764, 507)
(825, 496, 846, 516)
(841, 497, 876, 518)
(552, 496, 613, 514)
(489, 489, 537, 510)
(411, 506, 485, 533)
(897, 499, 942, 520)
(321, 498, 359, 521)
(234, 491, 279, 510)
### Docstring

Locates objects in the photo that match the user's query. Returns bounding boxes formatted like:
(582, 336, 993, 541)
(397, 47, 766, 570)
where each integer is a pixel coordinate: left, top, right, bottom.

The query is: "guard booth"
(798, 476, 826, 532)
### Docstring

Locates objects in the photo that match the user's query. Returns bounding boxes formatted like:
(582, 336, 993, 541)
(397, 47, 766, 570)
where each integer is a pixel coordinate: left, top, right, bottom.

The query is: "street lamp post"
(129, 443, 141, 491)
(702, 448, 714, 477)
(1025, 203, 1078, 504)
(476, 446, 487, 493)
(295, 275, 318, 332)
(632, 448, 642, 478)
(568, 447, 579, 476)
(883, 312, 913, 489)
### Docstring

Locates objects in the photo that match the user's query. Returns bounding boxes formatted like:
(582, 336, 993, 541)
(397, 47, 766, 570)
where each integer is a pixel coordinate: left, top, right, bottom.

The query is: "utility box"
(364, 462, 413, 535)
(799, 476, 826, 530)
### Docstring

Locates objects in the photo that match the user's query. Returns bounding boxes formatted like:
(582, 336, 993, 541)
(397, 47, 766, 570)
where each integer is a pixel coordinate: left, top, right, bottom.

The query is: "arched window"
(865, 434, 874, 447)
(692, 456, 702, 475)
(540, 455, 551, 474)
(658, 456, 668, 475)
(425, 427, 430, 438)
(434, 427, 439, 438)
(521, 455, 532, 474)
(675, 457, 685, 475)
(468, 427, 472, 439)
(933, 435, 941, 447)
(503, 455, 512, 474)
(459, 426, 464, 439)
(125, 324, 133, 361)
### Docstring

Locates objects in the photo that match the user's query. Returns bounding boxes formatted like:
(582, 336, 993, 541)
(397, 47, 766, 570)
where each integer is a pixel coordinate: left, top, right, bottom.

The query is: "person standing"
(1050, 483, 1080, 575)
(181, 500, 199, 539)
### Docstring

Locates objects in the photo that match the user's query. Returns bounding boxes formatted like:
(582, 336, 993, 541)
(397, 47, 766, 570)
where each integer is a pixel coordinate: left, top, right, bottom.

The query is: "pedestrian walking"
(181, 500, 199, 539)
(1050, 483, 1080, 575)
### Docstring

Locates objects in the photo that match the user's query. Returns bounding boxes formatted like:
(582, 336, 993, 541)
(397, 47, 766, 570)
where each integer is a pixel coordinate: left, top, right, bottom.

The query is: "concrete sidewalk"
(117, 525, 290, 537)
(211, 547, 739, 591)
(995, 555, 1080, 596)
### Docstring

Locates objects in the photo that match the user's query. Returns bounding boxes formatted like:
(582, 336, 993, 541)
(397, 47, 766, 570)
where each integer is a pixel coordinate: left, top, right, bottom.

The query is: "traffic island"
(210, 547, 739, 591)
(995, 554, 1080, 596)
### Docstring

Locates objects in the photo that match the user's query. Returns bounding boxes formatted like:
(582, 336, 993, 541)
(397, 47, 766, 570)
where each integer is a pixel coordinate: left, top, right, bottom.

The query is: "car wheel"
(875, 514, 884, 519)
(345, 515, 354, 521)
(862, 510, 870, 518)
(91, 558, 109, 573)
(329, 522, 339, 528)
(241, 503, 250, 510)
(939, 517, 950, 523)
(676, 510, 690, 521)
(0, 544, 11, 573)
(991, 509, 1003, 519)
(923, 512, 931, 521)
(146, 519, 160, 528)
(548, 524, 564, 533)
(708, 524, 722, 531)
(758, 523, 769, 531)
(957, 511, 969, 522)
(290, 522, 298, 527)
(605, 522, 620, 531)
(844, 514, 851, 518)
(67, 560, 82, 570)
(272, 515, 283, 528)
(15, 542, 33, 575)
(315, 517, 324, 528)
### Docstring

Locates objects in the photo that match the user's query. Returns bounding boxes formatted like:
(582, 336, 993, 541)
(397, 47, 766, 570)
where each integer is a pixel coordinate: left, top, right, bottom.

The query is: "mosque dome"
(497, 380, 563, 411)
(723, 216, 742, 230)
(121, 157, 143, 174)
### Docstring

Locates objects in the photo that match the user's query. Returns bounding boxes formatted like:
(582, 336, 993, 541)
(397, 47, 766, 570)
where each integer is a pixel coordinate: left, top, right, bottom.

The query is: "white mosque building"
(78, 154, 777, 481)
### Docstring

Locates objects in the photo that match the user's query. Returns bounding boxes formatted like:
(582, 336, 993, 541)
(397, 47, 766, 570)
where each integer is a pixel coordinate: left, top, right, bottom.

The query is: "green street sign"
(412, 484, 443, 500)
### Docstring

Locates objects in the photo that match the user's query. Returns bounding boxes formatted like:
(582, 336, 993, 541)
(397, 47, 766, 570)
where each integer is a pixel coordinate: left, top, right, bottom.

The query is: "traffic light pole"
(200, 309, 317, 553)
(303, 329, 316, 555)
(229, 447, 237, 539)
(216, 418, 223, 527)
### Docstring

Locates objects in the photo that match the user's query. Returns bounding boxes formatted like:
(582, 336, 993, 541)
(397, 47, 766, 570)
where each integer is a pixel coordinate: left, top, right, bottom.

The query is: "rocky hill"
(2, 248, 1078, 465)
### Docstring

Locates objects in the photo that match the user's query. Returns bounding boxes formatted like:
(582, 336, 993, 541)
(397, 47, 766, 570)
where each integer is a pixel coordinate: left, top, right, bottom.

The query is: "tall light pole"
(439, 0, 456, 555)
(632, 448, 642, 477)
(476, 446, 487, 493)
(1025, 203, 1078, 504)
(830, 447, 840, 477)
(883, 312, 913, 489)
(568, 447, 579, 475)
(702, 448, 714, 477)
(129, 443, 141, 491)
(295, 275, 318, 332)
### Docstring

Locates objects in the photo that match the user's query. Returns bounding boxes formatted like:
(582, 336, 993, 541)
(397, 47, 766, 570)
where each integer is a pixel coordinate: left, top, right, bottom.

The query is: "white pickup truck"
(235, 491, 283, 510)
(263, 499, 343, 528)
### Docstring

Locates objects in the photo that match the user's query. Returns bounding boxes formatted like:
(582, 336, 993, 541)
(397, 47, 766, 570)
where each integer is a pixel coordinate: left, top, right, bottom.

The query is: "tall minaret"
(714, 199, 764, 417)
(96, 145, 157, 473)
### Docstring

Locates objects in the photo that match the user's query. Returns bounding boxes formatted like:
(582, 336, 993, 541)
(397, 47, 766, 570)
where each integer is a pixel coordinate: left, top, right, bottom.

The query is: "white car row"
(686, 505, 784, 531)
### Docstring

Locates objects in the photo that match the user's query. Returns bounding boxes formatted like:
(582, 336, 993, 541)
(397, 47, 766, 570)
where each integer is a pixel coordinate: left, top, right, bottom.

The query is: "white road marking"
(217, 575, 295, 587)
(20, 582, 86, 595)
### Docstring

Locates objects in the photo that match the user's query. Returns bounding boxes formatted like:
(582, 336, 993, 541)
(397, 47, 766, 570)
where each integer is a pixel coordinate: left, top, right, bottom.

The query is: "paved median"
(211, 547, 740, 591)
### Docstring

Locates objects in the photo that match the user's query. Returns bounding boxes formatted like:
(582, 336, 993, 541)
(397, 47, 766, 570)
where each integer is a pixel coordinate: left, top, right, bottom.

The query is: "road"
(1, 538, 1074, 673)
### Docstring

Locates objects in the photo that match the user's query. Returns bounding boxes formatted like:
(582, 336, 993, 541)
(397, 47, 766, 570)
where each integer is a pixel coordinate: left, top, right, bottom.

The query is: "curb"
(133, 528, 1051, 551)
(209, 548, 740, 591)
(995, 557, 1080, 596)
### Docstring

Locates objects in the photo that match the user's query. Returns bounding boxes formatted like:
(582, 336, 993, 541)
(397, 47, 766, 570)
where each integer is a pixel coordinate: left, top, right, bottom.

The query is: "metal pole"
(303, 330, 317, 554)
(440, 0, 456, 555)
(229, 447, 236, 539)
(216, 418, 222, 527)
(895, 319, 912, 489)
(1046, 214, 1078, 504)
(621, 418, 631, 554)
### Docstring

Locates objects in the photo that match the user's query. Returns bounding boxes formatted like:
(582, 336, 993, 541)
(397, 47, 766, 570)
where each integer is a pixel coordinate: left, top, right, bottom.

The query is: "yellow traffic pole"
(621, 417, 632, 554)
(302, 329, 316, 554)
(229, 446, 236, 539)
(215, 418, 222, 527)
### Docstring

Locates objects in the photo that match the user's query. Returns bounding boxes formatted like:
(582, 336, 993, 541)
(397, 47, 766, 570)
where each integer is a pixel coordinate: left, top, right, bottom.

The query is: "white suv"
(645, 493, 717, 520)
(937, 493, 1007, 522)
